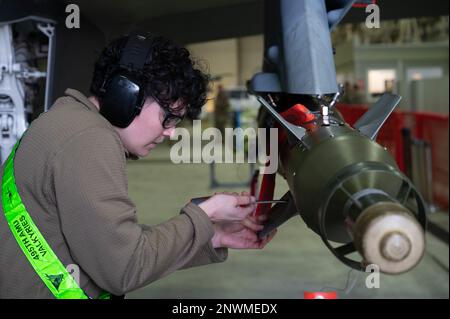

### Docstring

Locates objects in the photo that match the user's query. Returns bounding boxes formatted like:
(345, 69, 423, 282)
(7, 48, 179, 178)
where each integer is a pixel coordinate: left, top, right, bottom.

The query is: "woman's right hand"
(198, 192, 256, 222)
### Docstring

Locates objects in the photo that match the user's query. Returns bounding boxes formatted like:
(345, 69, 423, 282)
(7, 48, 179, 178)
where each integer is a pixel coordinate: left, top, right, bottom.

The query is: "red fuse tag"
(304, 291, 338, 299)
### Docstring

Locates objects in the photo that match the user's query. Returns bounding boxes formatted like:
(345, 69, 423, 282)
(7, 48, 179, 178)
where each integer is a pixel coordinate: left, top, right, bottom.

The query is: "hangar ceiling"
(1, 0, 448, 43)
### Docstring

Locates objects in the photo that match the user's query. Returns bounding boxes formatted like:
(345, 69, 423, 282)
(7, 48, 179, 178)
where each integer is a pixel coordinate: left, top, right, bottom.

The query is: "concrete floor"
(125, 143, 449, 299)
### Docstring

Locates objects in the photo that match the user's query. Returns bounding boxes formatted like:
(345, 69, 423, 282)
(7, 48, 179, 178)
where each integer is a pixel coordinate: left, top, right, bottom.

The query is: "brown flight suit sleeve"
(51, 127, 227, 296)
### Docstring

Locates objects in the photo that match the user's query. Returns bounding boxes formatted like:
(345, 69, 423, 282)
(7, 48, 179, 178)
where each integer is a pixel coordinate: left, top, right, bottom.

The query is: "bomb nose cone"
(354, 202, 425, 274)
(381, 232, 411, 261)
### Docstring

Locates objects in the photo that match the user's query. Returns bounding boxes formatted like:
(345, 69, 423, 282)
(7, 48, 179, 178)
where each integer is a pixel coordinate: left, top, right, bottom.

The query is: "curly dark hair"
(90, 33, 210, 119)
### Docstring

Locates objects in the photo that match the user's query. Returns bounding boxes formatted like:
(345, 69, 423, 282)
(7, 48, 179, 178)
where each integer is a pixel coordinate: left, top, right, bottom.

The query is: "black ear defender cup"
(99, 34, 152, 128)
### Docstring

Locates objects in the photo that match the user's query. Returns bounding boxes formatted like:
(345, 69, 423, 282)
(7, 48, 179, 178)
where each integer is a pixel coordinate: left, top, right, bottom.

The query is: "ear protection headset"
(98, 34, 152, 128)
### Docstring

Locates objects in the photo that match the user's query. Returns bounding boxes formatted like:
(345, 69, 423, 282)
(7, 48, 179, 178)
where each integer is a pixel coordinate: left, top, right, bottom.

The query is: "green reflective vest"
(2, 140, 110, 299)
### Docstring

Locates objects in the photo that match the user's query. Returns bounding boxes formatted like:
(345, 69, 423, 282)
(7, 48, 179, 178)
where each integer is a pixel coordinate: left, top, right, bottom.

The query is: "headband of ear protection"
(98, 34, 152, 128)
